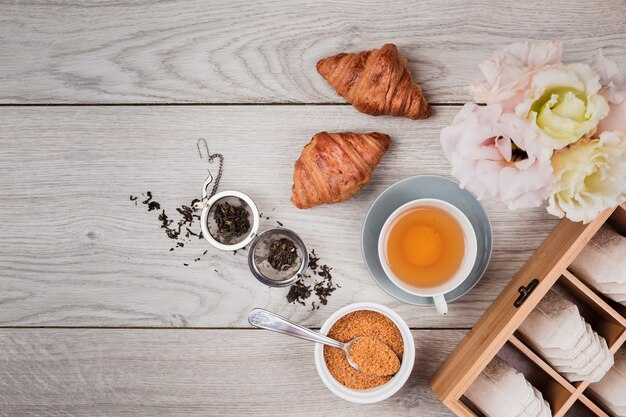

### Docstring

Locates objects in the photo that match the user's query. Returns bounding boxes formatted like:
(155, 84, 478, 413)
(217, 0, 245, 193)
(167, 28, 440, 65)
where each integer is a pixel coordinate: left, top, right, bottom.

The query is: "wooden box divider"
(579, 394, 611, 417)
(507, 335, 575, 416)
(508, 334, 575, 393)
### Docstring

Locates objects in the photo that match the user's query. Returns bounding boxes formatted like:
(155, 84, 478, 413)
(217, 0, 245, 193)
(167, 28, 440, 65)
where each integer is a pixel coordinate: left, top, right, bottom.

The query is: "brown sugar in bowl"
(314, 303, 415, 403)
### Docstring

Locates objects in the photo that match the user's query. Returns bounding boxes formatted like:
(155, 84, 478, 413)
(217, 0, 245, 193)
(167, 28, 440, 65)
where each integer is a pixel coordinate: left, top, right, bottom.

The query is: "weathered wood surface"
(0, 105, 558, 328)
(3, 1, 622, 415)
(0, 329, 464, 416)
(1, 0, 625, 104)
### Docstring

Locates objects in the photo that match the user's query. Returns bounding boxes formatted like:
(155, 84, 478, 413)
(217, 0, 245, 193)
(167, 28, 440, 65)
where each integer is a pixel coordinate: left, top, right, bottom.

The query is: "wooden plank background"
(0, 0, 624, 415)
(0, 329, 465, 416)
(1, 0, 625, 104)
(0, 106, 557, 328)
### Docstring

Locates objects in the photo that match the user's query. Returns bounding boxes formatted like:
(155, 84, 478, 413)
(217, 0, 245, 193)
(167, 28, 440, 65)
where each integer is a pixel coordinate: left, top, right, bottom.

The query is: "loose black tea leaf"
(287, 278, 312, 306)
(276, 221, 283, 227)
(286, 249, 338, 309)
(142, 191, 154, 205)
(313, 264, 338, 308)
(147, 201, 161, 211)
(213, 202, 250, 237)
(308, 250, 319, 270)
(131, 191, 211, 269)
(268, 238, 298, 271)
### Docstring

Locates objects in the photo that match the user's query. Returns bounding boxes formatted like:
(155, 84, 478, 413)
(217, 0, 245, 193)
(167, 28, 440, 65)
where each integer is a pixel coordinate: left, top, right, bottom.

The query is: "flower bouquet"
(441, 41, 626, 223)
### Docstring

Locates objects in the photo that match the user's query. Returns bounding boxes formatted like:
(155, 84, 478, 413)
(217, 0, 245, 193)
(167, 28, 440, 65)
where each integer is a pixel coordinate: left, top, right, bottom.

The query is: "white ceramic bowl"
(314, 302, 415, 403)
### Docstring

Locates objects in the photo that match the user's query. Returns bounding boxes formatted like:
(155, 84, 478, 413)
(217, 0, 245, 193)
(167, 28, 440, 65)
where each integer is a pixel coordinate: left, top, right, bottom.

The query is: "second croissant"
(291, 131, 391, 209)
(317, 43, 431, 120)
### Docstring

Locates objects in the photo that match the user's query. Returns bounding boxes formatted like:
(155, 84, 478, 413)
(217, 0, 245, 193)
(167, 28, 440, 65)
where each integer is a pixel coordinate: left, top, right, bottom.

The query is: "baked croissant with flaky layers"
(317, 43, 430, 120)
(291, 132, 391, 209)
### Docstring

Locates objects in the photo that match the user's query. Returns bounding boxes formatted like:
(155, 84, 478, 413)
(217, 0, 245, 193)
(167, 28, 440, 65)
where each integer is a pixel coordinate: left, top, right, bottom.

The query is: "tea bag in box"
(518, 290, 613, 382)
(465, 356, 550, 417)
(589, 348, 626, 416)
(518, 290, 586, 351)
(570, 224, 626, 306)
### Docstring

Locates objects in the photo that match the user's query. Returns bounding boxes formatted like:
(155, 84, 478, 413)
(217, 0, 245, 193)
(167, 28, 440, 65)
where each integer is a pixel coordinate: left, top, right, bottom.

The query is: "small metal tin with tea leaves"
(197, 139, 259, 251)
(200, 190, 260, 251)
(197, 138, 308, 287)
(247, 228, 309, 287)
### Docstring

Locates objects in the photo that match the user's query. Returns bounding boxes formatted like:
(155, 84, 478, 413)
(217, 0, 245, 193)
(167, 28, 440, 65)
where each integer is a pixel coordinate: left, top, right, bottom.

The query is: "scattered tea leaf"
(287, 278, 312, 306)
(286, 250, 338, 309)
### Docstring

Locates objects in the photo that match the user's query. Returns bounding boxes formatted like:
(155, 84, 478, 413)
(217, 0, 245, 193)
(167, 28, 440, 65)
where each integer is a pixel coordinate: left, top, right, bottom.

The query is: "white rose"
(516, 63, 610, 150)
(548, 130, 626, 223)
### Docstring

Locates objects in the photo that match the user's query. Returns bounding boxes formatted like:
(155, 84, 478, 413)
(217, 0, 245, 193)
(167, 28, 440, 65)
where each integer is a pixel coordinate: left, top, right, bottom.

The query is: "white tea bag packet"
(537, 393, 552, 417)
(544, 324, 594, 364)
(551, 329, 600, 372)
(518, 290, 586, 351)
(466, 357, 536, 417)
(562, 337, 613, 383)
(588, 348, 626, 416)
(523, 387, 545, 416)
(570, 224, 626, 306)
(587, 283, 626, 302)
(585, 338, 614, 383)
(517, 387, 551, 417)
(560, 337, 604, 378)
(608, 292, 626, 302)
(519, 290, 613, 382)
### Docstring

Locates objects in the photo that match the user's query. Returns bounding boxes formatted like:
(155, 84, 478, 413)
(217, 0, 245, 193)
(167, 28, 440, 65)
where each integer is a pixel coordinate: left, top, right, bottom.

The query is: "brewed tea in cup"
(378, 199, 477, 314)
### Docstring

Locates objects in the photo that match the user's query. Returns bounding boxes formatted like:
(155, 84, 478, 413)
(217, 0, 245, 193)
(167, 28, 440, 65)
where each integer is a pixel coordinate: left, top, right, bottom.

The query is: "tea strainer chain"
(197, 138, 224, 202)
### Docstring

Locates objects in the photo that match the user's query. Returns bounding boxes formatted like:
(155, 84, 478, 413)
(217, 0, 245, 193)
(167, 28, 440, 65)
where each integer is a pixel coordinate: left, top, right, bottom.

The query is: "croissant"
(291, 132, 391, 209)
(317, 43, 430, 119)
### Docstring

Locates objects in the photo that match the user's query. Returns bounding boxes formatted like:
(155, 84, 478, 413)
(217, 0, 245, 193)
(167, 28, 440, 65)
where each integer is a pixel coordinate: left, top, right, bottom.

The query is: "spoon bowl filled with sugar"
(248, 308, 400, 376)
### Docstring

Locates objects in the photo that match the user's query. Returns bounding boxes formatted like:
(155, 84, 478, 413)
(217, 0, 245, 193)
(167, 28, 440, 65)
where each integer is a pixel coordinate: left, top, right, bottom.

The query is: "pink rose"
(598, 98, 626, 133)
(441, 103, 554, 210)
(593, 50, 626, 134)
(470, 41, 562, 110)
(591, 49, 626, 104)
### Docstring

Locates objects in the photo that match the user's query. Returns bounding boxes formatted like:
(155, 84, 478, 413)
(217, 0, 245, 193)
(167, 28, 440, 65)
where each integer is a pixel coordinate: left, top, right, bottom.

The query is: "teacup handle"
(433, 294, 448, 315)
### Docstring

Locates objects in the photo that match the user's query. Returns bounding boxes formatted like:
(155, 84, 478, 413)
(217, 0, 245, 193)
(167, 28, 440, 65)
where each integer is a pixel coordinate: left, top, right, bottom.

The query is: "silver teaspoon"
(248, 308, 399, 376)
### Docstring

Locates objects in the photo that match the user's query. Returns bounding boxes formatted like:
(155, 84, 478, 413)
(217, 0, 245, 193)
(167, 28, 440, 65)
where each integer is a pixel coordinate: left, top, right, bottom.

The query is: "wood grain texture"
(0, 105, 558, 328)
(0, 328, 464, 416)
(1, 0, 625, 104)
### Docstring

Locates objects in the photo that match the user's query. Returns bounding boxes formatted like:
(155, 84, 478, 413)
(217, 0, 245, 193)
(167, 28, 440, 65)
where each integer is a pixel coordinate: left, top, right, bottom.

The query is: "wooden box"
(431, 204, 626, 417)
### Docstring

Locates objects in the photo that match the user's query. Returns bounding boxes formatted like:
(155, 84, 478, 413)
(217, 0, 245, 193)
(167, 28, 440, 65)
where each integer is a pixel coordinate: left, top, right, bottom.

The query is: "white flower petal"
(591, 49, 626, 104)
(440, 104, 554, 210)
(470, 41, 562, 110)
(548, 130, 626, 223)
(517, 63, 610, 149)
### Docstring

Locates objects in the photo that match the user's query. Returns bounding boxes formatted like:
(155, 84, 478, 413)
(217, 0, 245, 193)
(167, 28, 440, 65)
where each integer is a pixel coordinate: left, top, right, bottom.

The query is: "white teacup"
(378, 198, 477, 315)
